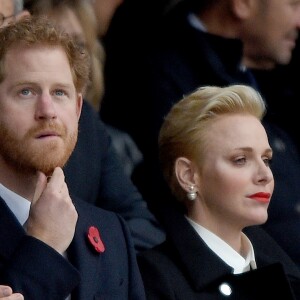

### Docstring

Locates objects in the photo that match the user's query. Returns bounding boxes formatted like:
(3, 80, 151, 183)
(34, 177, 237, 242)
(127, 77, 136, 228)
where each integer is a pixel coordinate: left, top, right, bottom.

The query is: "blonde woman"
(138, 84, 300, 299)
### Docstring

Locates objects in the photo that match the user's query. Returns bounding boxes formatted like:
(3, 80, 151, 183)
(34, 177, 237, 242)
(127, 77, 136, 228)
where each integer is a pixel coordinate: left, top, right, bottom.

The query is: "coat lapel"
(67, 198, 103, 300)
(0, 197, 26, 260)
(164, 207, 232, 291)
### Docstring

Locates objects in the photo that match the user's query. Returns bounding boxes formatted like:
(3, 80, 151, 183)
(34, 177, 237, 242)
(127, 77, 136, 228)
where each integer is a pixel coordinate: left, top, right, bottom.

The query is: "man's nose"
(34, 93, 57, 120)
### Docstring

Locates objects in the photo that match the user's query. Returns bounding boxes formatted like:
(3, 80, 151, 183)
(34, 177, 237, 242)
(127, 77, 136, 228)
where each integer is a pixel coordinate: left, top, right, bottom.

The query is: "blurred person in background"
(90, 0, 124, 39)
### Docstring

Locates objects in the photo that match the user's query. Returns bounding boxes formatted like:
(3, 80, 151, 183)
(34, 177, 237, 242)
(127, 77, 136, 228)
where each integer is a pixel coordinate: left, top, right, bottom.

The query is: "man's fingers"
(32, 171, 47, 204)
(0, 285, 12, 296)
(47, 167, 64, 185)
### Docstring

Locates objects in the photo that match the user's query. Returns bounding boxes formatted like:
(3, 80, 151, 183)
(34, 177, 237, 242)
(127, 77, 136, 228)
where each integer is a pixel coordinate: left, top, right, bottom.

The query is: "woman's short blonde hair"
(158, 84, 266, 198)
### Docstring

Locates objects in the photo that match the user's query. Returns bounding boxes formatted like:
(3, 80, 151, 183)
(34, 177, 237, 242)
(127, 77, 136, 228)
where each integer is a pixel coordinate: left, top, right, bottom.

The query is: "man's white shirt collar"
(188, 13, 207, 32)
(0, 183, 30, 226)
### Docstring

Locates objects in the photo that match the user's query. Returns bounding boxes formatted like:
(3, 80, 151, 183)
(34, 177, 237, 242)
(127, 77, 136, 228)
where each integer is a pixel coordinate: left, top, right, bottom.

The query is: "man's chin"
(0, 130, 77, 176)
(35, 158, 68, 176)
(41, 166, 59, 177)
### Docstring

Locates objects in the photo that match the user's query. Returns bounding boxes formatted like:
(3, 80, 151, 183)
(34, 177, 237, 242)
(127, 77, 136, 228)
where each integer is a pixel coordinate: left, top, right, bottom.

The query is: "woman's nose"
(257, 162, 273, 184)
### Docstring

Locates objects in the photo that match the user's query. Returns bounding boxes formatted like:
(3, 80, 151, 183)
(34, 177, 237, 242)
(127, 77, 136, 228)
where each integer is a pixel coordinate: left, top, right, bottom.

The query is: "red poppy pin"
(87, 226, 105, 253)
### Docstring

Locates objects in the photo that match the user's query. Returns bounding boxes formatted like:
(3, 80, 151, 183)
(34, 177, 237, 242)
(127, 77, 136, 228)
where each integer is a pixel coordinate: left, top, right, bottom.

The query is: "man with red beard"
(0, 16, 146, 300)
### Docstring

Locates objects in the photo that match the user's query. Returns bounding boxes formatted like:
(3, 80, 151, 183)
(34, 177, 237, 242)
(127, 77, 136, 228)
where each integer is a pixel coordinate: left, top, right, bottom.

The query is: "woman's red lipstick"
(248, 192, 271, 203)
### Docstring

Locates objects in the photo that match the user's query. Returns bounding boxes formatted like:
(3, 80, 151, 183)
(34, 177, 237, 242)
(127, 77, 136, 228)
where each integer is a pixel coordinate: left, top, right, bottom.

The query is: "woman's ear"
(175, 157, 198, 193)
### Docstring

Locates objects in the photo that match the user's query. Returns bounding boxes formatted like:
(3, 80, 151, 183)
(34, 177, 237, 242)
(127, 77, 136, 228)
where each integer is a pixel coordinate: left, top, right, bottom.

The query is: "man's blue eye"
(55, 90, 65, 96)
(21, 89, 31, 96)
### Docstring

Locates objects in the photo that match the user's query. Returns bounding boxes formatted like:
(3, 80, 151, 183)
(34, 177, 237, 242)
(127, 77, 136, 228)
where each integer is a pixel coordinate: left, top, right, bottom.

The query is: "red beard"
(0, 121, 77, 176)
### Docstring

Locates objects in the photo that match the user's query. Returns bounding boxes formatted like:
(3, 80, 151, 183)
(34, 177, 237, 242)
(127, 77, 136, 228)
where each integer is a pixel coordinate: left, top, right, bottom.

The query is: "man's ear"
(231, 0, 255, 19)
(15, 10, 31, 22)
(175, 157, 198, 193)
(76, 94, 83, 121)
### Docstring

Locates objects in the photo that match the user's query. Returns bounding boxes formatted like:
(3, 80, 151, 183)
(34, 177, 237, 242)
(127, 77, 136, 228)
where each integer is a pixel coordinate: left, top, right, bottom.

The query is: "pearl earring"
(187, 185, 197, 201)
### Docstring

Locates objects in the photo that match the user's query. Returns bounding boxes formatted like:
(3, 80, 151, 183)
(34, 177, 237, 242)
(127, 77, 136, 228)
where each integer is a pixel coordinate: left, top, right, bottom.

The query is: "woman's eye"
(234, 157, 246, 165)
(263, 158, 272, 167)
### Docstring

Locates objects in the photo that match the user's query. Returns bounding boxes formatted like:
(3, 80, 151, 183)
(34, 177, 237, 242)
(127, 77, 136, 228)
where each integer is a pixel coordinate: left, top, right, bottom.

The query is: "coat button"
(219, 282, 232, 296)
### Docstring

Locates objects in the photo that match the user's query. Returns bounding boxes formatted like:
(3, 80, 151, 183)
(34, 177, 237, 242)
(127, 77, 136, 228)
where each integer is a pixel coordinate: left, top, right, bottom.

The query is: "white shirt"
(188, 13, 207, 32)
(0, 183, 30, 226)
(186, 216, 257, 274)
